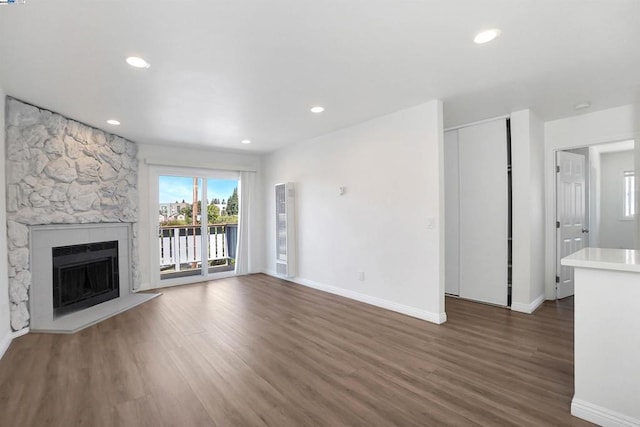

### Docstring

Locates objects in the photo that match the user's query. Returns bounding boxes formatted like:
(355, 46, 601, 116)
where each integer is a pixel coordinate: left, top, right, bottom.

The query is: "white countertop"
(561, 247, 640, 273)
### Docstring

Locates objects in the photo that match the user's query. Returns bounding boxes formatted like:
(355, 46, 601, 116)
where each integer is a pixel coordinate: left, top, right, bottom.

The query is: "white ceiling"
(1, 0, 639, 153)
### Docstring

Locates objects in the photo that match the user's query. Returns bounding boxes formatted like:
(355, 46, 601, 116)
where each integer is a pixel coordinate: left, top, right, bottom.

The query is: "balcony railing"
(159, 223, 237, 278)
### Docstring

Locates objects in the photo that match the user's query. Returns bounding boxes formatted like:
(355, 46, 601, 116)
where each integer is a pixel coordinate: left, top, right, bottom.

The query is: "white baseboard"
(511, 294, 546, 314)
(0, 332, 11, 360)
(262, 270, 446, 324)
(0, 327, 29, 360)
(572, 398, 640, 427)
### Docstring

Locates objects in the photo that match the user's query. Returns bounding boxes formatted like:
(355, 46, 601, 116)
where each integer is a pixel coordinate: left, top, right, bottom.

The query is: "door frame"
(148, 165, 239, 289)
(545, 137, 636, 300)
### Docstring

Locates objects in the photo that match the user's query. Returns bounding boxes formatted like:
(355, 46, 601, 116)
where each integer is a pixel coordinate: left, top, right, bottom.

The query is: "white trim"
(145, 158, 257, 173)
(0, 332, 12, 360)
(621, 170, 636, 220)
(149, 165, 241, 289)
(444, 114, 510, 132)
(437, 100, 447, 322)
(572, 398, 640, 427)
(510, 294, 546, 314)
(12, 327, 29, 338)
(263, 271, 447, 324)
(143, 270, 237, 291)
(0, 327, 29, 360)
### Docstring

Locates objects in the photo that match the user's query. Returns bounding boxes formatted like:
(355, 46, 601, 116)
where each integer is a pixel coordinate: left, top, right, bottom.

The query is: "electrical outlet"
(358, 271, 365, 281)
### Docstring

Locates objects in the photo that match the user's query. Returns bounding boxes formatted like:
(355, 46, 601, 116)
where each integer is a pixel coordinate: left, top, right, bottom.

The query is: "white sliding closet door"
(458, 120, 508, 306)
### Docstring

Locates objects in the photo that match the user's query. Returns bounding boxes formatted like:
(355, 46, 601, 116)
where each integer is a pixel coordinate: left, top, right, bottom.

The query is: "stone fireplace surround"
(5, 98, 154, 331)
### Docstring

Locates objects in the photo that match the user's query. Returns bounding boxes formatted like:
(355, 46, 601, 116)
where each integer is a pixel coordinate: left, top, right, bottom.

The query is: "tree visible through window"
(623, 170, 636, 219)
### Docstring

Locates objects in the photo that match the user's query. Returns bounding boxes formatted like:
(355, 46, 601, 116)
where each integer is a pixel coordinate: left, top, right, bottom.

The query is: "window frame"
(621, 170, 636, 221)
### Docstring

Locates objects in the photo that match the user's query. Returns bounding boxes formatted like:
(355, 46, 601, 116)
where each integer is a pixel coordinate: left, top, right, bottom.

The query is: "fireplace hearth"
(53, 241, 120, 317)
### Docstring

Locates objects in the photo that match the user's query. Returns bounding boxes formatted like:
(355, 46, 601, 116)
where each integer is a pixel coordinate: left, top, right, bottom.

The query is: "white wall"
(544, 103, 640, 298)
(571, 267, 640, 426)
(511, 110, 546, 312)
(136, 144, 262, 290)
(599, 150, 635, 249)
(0, 89, 12, 357)
(263, 101, 446, 323)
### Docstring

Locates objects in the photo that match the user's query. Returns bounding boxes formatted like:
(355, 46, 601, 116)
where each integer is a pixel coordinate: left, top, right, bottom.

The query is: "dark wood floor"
(0, 274, 592, 426)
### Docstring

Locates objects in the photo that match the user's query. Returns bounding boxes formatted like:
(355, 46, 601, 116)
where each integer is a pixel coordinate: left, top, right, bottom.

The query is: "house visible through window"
(623, 170, 636, 219)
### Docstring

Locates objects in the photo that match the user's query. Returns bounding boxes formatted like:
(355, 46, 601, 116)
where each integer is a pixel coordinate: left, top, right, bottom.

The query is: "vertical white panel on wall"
(275, 182, 296, 278)
(510, 109, 546, 312)
(0, 90, 11, 350)
(458, 120, 508, 306)
(444, 129, 460, 295)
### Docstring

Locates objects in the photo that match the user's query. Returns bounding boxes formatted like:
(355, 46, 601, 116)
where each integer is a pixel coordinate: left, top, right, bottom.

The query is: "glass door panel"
(158, 176, 203, 279)
(206, 178, 239, 274)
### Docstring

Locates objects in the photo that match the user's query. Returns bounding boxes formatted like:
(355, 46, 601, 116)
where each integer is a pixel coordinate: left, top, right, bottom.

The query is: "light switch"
(427, 217, 435, 229)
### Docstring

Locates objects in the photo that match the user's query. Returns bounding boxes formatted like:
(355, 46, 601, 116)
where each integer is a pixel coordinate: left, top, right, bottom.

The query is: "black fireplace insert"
(52, 240, 119, 317)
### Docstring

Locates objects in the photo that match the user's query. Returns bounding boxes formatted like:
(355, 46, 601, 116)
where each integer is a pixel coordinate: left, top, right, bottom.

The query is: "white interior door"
(444, 129, 460, 295)
(458, 120, 508, 306)
(556, 151, 587, 299)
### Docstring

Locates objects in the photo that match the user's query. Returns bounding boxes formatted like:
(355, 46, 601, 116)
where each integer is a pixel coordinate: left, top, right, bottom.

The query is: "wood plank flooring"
(0, 274, 592, 426)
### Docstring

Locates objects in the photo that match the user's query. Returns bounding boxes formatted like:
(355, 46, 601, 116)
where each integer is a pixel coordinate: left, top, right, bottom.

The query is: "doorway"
(555, 140, 635, 298)
(157, 173, 240, 282)
(444, 118, 511, 307)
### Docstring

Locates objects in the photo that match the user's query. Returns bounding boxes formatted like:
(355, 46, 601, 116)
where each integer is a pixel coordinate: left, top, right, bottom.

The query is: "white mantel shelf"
(561, 247, 640, 273)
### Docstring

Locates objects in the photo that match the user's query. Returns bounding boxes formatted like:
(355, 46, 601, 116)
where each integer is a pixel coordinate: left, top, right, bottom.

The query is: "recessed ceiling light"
(574, 102, 591, 110)
(474, 29, 501, 44)
(241, 139, 251, 144)
(310, 106, 325, 113)
(106, 119, 121, 125)
(126, 56, 150, 68)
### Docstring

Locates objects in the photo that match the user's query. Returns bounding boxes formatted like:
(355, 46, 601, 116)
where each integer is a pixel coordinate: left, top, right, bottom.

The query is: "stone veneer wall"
(5, 98, 139, 331)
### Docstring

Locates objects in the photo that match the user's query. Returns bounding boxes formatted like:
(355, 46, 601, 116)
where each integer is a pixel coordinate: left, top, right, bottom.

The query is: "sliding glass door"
(158, 173, 239, 281)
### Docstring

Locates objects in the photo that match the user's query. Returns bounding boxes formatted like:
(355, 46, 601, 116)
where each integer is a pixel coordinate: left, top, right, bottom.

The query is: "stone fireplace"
(5, 98, 151, 332)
